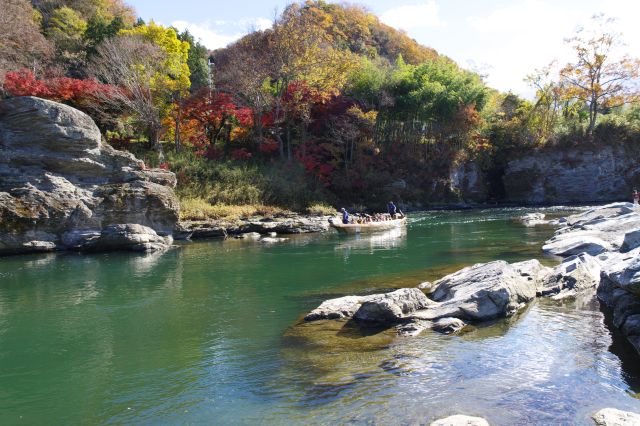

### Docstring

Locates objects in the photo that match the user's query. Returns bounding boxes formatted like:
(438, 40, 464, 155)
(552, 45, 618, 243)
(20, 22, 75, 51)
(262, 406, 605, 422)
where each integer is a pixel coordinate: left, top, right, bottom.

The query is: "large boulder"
(0, 97, 179, 254)
(422, 260, 540, 322)
(304, 260, 549, 335)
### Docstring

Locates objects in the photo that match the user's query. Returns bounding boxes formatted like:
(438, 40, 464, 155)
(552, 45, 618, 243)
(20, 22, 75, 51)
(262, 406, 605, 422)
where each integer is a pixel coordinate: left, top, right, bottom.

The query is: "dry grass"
(306, 202, 338, 216)
(179, 198, 290, 221)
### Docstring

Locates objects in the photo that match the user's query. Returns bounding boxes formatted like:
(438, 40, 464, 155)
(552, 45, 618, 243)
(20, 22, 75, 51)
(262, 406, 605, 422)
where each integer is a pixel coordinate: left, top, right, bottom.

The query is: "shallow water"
(1, 208, 639, 425)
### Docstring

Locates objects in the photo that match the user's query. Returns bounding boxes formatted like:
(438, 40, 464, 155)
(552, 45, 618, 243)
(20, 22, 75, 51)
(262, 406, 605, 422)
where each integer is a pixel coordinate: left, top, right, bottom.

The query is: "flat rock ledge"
(592, 408, 640, 426)
(178, 214, 331, 239)
(430, 415, 490, 426)
(0, 97, 179, 255)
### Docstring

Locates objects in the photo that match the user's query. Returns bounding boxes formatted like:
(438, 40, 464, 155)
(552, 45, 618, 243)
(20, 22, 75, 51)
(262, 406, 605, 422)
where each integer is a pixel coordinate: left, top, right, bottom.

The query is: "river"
(1, 208, 640, 425)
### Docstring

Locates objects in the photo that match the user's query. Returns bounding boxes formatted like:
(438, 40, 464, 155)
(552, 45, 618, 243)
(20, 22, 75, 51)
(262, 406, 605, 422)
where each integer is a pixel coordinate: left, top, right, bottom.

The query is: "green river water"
(1, 208, 640, 425)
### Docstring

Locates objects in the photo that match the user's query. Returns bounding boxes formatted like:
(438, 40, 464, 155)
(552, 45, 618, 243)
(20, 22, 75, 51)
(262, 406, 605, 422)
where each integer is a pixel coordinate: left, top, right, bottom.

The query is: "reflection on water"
(1, 207, 640, 424)
(334, 227, 407, 255)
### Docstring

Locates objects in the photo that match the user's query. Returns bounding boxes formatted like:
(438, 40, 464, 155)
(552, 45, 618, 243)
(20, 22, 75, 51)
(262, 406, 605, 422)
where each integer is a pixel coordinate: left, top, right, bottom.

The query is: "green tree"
(178, 30, 210, 92)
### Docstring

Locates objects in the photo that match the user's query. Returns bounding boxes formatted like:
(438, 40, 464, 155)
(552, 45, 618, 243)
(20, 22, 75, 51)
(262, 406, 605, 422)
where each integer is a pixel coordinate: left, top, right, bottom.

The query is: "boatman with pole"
(340, 208, 350, 224)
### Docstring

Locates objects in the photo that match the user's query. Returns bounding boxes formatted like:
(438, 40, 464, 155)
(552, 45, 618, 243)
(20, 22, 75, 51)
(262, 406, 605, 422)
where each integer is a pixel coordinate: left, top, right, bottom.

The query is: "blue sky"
(129, 0, 640, 97)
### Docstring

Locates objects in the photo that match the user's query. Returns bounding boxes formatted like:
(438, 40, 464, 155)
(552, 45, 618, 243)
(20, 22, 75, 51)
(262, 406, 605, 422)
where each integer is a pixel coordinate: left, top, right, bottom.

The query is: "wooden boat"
(329, 216, 407, 234)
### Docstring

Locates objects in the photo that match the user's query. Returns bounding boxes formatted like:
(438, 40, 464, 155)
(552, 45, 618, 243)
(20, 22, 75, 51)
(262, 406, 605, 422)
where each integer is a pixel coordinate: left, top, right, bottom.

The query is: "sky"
(129, 0, 640, 98)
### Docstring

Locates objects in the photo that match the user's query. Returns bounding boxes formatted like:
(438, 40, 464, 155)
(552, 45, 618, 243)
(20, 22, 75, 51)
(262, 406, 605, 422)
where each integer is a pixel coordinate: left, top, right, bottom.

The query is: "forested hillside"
(2, 0, 639, 216)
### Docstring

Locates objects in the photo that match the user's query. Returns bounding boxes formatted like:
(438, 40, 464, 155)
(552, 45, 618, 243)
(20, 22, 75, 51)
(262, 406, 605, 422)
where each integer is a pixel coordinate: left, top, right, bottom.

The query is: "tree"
(90, 35, 169, 149)
(91, 22, 191, 152)
(177, 30, 210, 92)
(559, 15, 640, 135)
(0, 0, 52, 80)
(120, 22, 191, 95)
(45, 6, 88, 71)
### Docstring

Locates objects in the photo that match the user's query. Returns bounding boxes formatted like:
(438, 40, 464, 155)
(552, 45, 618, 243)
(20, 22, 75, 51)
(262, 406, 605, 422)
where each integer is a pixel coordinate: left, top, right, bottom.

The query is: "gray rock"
(354, 288, 434, 323)
(260, 237, 288, 244)
(601, 248, 640, 297)
(432, 317, 467, 334)
(421, 260, 539, 322)
(503, 142, 636, 204)
(236, 232, 261, 240)
(592, 408, 640, 426)
(538, 253, 601, 298)
(181, 215, 331, 240)
(430, 415, 490, 426)
(521, 212, 548, 226)
(543, 204, 640, 257)
(304, 295, 376, 321)
(0, 97, 178, 255)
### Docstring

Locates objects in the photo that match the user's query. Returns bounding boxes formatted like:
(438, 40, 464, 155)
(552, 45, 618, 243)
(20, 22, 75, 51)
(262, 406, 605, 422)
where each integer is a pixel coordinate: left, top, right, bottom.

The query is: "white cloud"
(172, 20, 242, 50)
(380, 1, 446, 30)
(171, 17, 272, 50)
(462, 0, 640, 97)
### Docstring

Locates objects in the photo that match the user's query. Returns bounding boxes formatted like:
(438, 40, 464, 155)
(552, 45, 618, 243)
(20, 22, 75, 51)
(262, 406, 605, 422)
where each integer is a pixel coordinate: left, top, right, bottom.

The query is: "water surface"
(1, 208, 639, 425)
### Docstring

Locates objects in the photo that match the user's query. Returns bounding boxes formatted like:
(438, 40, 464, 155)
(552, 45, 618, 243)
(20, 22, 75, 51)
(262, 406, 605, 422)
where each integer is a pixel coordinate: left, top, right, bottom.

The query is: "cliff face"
(503, 145, 640, 204)
(0, 96, 180, 255)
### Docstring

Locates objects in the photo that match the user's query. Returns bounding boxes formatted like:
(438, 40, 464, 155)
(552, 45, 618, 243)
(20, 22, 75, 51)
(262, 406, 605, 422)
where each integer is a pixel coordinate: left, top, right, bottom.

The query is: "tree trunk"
(174, 100, 182, 153)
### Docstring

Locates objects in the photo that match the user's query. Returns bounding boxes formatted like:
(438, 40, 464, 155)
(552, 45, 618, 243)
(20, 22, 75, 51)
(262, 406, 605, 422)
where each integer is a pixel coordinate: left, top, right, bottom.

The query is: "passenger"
(387, 201, 397, 219)
(340, 208, 349, 224)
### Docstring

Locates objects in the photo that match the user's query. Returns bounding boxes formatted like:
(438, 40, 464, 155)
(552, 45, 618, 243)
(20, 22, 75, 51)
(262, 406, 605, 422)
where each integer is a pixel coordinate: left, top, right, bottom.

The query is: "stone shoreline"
(176, 214, 332, 240)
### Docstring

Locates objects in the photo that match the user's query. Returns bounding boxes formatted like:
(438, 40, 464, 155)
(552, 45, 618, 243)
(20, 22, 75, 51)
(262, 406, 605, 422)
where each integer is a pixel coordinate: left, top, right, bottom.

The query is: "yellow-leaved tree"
(559, 15, 640, 135)
(91, 22, 190, 151)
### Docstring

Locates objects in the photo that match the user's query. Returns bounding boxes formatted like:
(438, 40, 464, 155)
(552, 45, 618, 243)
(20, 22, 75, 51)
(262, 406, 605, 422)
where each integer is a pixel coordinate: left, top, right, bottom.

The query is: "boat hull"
(330, 217, 407, 234)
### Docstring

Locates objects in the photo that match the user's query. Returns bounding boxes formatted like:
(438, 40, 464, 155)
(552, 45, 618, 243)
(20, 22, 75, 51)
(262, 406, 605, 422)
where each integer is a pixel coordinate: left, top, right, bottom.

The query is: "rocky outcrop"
(540, 203, 640, 355)
(180, 214, 331, 239)
(503, 145, 640, 204)
(430, 415, 490, 426)
(0, 96, 179, 255)
(305, 260, 551, 335)
(449, 161, 488, 203)
(592, 408, 640, 426)
(542, 203, 640, 256)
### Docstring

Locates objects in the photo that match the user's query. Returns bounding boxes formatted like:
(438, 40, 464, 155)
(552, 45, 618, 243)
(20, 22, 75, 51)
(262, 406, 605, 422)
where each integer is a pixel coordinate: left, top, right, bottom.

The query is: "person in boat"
(340, 208, 350, 224)
(387, 201, 398, 219)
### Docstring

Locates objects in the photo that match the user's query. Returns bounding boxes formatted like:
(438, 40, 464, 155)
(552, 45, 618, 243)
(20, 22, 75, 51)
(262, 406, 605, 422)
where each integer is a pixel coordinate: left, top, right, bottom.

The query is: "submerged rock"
(521, 212, 548, 226)
(0, 97, 179, 255)
(592, 408, 640, 426)
(431, 317, 467, 334)
(430, 415, 490, 426)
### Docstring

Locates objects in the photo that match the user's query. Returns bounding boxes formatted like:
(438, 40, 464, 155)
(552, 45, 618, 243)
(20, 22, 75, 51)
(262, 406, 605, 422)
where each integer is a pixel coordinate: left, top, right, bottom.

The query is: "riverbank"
(177, 213, 332, 239)
(303, 203, 640, 347)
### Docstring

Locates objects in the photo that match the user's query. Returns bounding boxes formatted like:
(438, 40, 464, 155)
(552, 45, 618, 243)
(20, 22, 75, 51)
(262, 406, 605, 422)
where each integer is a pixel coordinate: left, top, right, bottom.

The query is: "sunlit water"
(1, 208, 640, 425)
